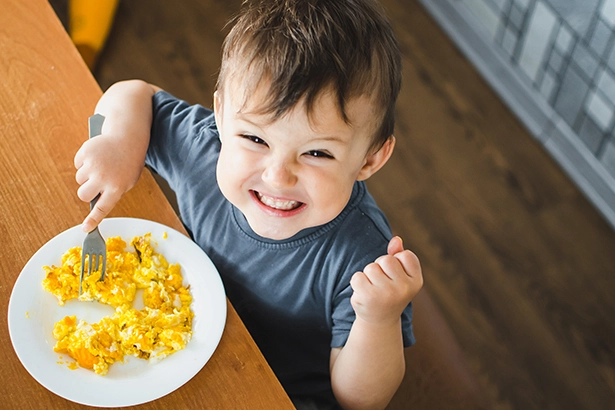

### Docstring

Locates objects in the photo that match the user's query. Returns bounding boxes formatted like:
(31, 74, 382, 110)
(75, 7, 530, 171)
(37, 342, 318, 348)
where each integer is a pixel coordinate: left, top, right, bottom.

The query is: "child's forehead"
(222, 74, 379, 131)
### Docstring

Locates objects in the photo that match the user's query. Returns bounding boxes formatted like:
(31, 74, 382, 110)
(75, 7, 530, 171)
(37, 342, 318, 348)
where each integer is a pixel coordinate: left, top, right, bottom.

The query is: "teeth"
(257, 192, 299, 210)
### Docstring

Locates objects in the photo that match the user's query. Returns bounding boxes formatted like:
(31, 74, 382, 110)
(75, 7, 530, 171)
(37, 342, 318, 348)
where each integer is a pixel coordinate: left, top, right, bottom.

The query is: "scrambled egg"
(42, 234, 193, 375)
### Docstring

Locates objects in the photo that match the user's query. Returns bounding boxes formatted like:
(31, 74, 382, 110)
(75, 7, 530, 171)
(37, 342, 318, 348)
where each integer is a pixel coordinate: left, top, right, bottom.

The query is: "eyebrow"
(235, 109, 268, 125)
(309, 135, 347, 145)
(234, 111, 268, 132)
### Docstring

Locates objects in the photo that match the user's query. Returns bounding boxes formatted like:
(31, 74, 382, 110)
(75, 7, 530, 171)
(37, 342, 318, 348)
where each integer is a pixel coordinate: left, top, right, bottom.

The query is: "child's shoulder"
(342, 181, 391, 238)
(319, 182, 392, 262)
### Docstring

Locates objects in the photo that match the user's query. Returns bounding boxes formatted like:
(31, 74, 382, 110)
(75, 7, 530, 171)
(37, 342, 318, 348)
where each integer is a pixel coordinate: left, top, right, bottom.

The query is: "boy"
(74, 0, 423, 408)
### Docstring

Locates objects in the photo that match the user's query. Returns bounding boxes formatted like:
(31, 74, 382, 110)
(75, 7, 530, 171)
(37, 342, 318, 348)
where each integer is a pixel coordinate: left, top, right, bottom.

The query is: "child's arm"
(74, 80, 159, 232)
(330, 236, 423, 410)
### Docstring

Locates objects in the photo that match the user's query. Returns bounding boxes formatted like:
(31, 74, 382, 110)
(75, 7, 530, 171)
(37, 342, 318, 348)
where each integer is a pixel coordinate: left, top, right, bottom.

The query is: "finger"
(350, 271, 371, 292)
(74, 151, 82, 169)
(373, 254, 407, 281)
(75, 166, 89, 185)
(81, 190, 119, 232)
(362, 262, 391, 286)
(387, 235, 403, 256)
(393, 250, 422, 278)
(82, 206, 106, 233)
(77, 180, 101, 203)
(74, 142, 89, 169)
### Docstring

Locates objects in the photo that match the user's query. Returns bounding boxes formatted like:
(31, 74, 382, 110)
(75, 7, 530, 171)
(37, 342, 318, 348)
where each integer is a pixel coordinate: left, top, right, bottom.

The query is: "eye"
(241, 134, 268, 146)
(304, 150, 334, 159)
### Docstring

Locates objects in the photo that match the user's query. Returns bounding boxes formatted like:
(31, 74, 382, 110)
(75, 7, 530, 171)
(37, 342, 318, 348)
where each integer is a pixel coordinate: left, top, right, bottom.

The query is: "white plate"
(8, 218, 227, 407)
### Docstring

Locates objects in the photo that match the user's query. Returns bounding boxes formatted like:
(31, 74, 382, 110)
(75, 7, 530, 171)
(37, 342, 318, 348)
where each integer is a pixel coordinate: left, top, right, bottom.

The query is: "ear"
(356, 136, 396, 181)
(213, 90, 223, 128)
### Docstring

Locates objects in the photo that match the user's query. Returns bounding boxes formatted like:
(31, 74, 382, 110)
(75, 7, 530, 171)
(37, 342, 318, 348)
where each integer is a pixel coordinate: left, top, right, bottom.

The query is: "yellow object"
(43, 234, 193, 375)
(69, 0, 120, 69)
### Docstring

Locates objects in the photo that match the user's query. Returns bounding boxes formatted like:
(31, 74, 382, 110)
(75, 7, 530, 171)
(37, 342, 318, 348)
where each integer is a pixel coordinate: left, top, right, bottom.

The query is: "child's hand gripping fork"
(79, 114, 107, 295)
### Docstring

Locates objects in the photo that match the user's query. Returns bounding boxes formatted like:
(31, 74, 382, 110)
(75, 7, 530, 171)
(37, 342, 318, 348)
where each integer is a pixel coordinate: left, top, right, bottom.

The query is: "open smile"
(251, 190, 305, 215)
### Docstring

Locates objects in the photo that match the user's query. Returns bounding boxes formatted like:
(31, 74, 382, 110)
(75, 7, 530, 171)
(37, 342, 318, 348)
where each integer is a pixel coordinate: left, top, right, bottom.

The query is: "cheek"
(215, 144, 240, 192)
(306, 169, 354, 209)
(216, 143, 257, 186)
(216, 145, 230, 178)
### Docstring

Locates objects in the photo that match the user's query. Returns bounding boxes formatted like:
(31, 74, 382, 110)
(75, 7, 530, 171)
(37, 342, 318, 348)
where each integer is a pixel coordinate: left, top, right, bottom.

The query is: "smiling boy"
(74, 0, 423, 408)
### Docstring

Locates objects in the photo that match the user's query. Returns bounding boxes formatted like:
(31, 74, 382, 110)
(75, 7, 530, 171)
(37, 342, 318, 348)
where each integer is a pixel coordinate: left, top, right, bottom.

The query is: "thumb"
(387, 235, 404, 256)
(81, 191, 118, 232)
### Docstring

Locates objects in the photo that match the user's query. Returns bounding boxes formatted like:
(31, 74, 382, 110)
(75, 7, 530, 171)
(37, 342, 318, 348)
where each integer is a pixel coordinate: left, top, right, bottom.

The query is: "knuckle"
(93, 205, 106, 217)
(363, 262, 378, 275)
(405, 250, 420, 265)
(374, 255, 392, 268)
(400, 251, 421, 271)
(349, 272, 361, 289)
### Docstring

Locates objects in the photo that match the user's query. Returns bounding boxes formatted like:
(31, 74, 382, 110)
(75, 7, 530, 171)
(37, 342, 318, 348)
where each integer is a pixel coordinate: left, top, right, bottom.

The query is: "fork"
(79, 113, 107, 295)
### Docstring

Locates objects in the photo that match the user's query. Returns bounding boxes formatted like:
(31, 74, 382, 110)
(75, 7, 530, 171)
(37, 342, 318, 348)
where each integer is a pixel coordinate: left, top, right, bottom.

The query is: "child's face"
(214, 82, 394, 240)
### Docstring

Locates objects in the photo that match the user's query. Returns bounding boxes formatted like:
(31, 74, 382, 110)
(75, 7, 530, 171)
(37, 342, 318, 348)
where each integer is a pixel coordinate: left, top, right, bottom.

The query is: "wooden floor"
(50, 1, 615, 409)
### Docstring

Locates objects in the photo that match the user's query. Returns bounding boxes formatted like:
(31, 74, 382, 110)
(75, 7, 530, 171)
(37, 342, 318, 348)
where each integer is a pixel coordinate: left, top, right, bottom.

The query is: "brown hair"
(216, 0, 402, 150)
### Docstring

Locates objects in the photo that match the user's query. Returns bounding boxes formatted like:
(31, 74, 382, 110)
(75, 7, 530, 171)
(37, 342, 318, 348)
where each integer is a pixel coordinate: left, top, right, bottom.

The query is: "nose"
(262, 157, 298, 189)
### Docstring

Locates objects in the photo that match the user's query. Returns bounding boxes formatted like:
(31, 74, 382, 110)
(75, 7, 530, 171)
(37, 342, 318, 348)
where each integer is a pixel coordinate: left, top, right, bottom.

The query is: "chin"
(244, 215, 303, 240)
(253, 225, 300, 241)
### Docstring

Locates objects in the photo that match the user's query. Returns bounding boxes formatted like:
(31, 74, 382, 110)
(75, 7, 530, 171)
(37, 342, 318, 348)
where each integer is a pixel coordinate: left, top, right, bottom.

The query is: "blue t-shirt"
(146, 91, 415, 404)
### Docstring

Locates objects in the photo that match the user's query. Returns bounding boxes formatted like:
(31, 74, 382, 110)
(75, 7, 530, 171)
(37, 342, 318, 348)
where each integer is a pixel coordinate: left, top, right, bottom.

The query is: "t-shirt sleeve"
(146, 90, 217, 189)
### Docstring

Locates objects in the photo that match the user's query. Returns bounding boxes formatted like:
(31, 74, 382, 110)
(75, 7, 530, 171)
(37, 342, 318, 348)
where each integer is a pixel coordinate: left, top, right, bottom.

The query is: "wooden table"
(0, 0, 294, 408)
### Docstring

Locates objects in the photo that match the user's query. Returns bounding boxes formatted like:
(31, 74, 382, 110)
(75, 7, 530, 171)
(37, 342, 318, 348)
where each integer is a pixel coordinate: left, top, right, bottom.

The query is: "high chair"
(69, 0, 119, 69)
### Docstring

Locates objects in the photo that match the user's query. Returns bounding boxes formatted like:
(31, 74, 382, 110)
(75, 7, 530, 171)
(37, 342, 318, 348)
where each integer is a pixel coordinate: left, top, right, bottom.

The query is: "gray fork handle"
(88, 113, 105, 211)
